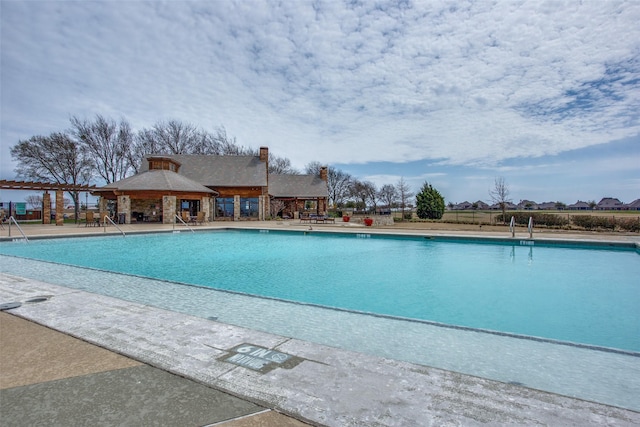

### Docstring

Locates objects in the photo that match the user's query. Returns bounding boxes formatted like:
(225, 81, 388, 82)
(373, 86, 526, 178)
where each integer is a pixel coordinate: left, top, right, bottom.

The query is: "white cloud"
(1, 0, 639, 201)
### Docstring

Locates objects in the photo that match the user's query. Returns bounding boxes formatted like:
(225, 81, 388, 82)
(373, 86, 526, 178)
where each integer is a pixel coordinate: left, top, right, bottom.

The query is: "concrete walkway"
(1, 221, 639, 426)
(0, 310, 307, 427)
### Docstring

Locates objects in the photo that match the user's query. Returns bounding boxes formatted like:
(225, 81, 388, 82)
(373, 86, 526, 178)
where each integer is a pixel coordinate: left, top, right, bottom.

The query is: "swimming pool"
(1, 229, 638, 352)
(1, 229, 639, 410)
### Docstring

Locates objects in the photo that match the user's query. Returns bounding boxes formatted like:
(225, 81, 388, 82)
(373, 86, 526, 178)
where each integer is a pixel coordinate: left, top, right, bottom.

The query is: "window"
(240, 197, 259, 218)
(216, 198, 234, 218)
(180, 200, 200, 216)
(304, 200, 317, 211)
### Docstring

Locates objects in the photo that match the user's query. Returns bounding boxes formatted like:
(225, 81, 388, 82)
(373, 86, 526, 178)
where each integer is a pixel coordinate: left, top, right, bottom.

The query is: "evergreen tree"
(416, 182, 445, 219)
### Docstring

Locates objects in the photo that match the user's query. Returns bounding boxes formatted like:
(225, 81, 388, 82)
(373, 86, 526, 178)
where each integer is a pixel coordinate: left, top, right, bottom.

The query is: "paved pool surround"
(1, 273, 639, 426)
(1, 221, 639, 426)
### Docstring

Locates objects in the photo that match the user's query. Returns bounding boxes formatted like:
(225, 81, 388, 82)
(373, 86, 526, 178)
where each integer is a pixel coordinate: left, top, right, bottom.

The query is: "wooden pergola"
(0, 180, 96, 225)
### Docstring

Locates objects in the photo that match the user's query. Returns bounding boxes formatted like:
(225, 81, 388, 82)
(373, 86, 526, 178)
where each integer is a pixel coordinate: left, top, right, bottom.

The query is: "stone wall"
(130, 199, 162, 222)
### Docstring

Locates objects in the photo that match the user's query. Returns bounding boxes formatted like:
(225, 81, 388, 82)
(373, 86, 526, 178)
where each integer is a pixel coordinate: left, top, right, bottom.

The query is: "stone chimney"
(320, 166, 328, 182)
(259, 146, 269, 162)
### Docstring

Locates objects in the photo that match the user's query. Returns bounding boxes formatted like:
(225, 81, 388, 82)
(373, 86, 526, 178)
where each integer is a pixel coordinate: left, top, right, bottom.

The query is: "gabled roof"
(626, 199, 640, 208)
(568, 201, 590, 208)
(269, 174, 329, 198)
(597, 197, 624, 207)
(98, 169, 215, 194)
(141, 155, 267, 187)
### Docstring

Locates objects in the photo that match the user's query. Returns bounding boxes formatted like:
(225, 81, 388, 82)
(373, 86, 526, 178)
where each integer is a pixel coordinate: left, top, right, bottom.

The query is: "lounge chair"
(300, 213, 312, 223)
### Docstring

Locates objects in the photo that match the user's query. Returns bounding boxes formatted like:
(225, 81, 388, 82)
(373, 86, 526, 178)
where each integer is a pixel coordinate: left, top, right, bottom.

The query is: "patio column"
(201, 196, 211, 221)
(162, 195, 176, 224)
(117, 195, 130, 224)
(42, 191, 51, 224)
(55, 190, 64, 226)
(233, 195, 240, 221)
(98, 197, 108, 222)
(260, 195, 269, 220)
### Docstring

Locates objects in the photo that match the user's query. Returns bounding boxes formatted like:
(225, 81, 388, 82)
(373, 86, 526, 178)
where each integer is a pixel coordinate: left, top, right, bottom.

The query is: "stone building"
(94, 147, 329, 223)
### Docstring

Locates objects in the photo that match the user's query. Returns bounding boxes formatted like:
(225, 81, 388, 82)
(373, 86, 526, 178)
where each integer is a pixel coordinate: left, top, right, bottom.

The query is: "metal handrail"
(528, 216, 534, 238)
(509, 216, 515, 238)
(174, 215, 194, 233)
(8, 216, 29, 242)
(103, 215, 125, 237)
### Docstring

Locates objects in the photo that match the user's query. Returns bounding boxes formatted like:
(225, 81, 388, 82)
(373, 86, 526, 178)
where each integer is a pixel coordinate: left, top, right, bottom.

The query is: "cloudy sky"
(1, 0, 639, 205)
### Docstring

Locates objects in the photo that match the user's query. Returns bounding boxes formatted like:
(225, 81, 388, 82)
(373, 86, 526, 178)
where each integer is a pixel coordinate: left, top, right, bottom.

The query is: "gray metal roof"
(141, 155, 267, 187)
(100, 170, 215, 193)
(269, 174, 329, 198)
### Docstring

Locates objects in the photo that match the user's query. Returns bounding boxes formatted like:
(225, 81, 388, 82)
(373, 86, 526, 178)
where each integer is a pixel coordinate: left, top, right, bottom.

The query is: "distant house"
(489, 202, 517, 210)
(596, 197, 625, 211)
(453, 201, 473, 210)
(567, 201, 591, 210)
(474, 200, 490, 210)
(537, 202, 557, 210)
(624, 199, 640, 211)
(517, 200, 538, 210)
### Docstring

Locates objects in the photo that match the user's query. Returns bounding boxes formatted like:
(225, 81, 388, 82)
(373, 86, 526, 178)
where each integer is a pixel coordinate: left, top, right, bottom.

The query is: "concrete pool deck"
(2, 218, 640, 244)
(1, 221, 639, 426)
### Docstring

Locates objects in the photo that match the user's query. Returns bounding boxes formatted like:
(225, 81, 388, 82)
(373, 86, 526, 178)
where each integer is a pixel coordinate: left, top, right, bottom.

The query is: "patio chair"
(196, 211, 206, 225)
(85, 211, 95, 227)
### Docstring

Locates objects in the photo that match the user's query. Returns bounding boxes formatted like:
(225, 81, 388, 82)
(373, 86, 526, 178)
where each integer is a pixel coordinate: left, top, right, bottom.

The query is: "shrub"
(416, 182, 445, 220)
(496, 212, 569, 228)
(617, 217, 640, 232)
(571, 215, 616, 230)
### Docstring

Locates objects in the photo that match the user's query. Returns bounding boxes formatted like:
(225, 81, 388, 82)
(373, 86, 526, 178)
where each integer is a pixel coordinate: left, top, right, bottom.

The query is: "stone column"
(234, 195, 240, 221)
(117, 195, 130, 224)
(260, 195, 269, 220)
(55, 190, 64, 226)
(201, 196, 210, 221)
(42, 191, 51, 224)
(98, 197, 108, 222)
(163, 196, 176, 224)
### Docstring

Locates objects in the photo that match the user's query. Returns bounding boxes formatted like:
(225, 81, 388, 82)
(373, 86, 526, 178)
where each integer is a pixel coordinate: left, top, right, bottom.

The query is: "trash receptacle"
(118, 213, 126, 224)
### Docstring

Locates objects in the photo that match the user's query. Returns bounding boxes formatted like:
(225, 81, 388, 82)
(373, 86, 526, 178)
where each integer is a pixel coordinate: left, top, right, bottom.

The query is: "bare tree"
(11, 132, 93, 219)
(129, 128, 161, 173)
(268, 154, 299, 174)
(489, 177, 511, 223)
(269, 198, 286, 218)
(129, 123, 251, 171)
(378, 184, 397, 211)
(209, 126, 253, 155)
(70, 115, 133, 184)
(363, 181, 378, 212)
(349, 180, 377, 212)
(25, 194, 43, 210)
(396, 177, 414, 220)
(153, 120, 202, 154)
(306, 162, 353, 208)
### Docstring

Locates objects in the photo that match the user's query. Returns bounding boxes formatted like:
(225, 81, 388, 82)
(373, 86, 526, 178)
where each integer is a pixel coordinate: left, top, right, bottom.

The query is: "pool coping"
(1, 274, 639, 426)
(2, 222, 639, 250)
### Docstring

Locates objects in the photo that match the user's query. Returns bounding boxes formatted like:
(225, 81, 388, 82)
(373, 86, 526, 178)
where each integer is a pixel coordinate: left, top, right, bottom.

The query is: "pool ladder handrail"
(103, 215, 126, 237)
(509, 216, 515, 237)
(7, 216, 29, 242)
(174, 215, 194, 233)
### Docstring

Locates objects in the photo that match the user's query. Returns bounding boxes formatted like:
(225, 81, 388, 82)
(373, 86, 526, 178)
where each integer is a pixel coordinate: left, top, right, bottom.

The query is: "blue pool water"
(1, 230, 639, 352)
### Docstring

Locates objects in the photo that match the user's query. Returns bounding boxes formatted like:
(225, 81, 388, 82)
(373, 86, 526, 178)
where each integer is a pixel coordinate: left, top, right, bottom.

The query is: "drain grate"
(26, 297, 49, 303)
